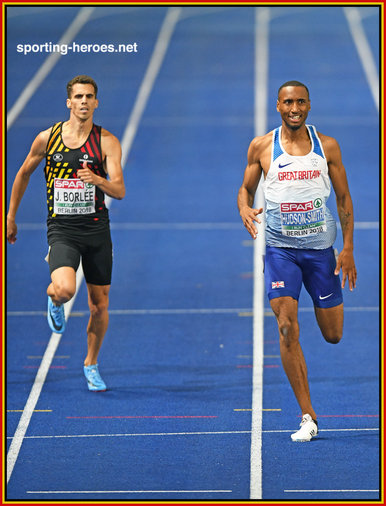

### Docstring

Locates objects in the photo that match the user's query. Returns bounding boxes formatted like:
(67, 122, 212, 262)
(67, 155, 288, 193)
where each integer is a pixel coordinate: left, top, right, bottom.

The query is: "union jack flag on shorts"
(272, 281, 285, 289)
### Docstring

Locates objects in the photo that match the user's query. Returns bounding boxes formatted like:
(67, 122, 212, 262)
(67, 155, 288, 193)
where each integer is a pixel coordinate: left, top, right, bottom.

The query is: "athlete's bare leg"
(314, 303, 344, 344)
(84, 283, 110, 366)
(47, 266, 76, 305)
(270, 296, 317, 420)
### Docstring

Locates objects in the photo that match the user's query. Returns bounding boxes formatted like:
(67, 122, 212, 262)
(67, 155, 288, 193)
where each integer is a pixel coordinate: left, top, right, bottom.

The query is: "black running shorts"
(47, 228, 113, 286)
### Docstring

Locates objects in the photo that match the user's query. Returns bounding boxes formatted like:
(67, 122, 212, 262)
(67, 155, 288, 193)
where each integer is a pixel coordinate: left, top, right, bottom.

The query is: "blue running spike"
(47, 297, 66, 334)
(83, 364, 107, 392)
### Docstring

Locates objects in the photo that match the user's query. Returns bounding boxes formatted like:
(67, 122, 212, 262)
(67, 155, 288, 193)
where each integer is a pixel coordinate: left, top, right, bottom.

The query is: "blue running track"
(6, 5, 381, 502)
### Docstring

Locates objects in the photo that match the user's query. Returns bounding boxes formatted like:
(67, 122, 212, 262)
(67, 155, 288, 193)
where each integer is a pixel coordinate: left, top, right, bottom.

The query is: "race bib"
(280, 198, 326, 237)
(54, 178, 95, 215)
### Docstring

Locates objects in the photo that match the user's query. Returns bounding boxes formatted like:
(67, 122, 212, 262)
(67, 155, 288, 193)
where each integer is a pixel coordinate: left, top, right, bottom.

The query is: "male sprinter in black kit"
(7, 75, 125, 391)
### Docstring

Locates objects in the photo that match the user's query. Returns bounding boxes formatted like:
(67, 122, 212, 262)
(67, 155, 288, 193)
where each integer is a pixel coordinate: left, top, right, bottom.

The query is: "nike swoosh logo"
(278, 162, 293, 168)
(319, 293, 333, 300)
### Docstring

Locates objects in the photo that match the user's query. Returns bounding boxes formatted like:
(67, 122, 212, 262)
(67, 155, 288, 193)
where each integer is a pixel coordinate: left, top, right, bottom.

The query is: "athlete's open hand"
(334, 248, 357, 291)
(77, 161, 100, 185)
(240, 206, 263, 240)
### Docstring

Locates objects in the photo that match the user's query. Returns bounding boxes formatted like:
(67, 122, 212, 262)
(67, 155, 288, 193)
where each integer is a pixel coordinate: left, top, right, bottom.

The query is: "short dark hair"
(278, 80, 309, 99)
(66, 75, 98, 98)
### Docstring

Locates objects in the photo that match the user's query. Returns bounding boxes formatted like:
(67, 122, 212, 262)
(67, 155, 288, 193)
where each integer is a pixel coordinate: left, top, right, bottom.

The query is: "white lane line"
(343, 7, 379, 112)
(264, 428, 378, 433)
(250, 6, 270, 501)
(294, 306, 380, 313)
(114, 113, 377, 127)
(109, 308, 248, 315)
(119, 7, 181, 169)
(347, 222, 379, 229)
(15, 221, 380, 231)
(6, 306, 379, 317)
(7, 427, 378, 440)
(27, 490, 233, 495)
(6, 267, 84, 484)
(6, 8, 180, 485)
(111, 222, 242, 230)
(285, 489, 379, 493)
(6, 308, 250, 316)
(296, 306, 379, 313)
(254, 8, 270, 138)
(9, 430, 252, 440)
(7, 7, 95, 130)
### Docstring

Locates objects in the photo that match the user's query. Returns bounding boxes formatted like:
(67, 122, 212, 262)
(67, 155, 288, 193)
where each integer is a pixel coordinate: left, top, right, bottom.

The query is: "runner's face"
(276, 86, 310, 130)
(67, 83, 98, 120)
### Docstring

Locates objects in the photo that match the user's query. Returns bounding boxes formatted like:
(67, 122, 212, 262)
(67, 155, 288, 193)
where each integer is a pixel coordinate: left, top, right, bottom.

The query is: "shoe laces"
(87, 365, 100, 376)
(300, 414, 312, 426)
(51, 303, 62, 314)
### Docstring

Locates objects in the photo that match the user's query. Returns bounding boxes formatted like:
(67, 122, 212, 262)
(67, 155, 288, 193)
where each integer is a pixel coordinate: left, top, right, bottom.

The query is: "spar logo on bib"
(281, 199, 323, 213)
(54, 180, 94, 190)
(55, 179, 85, 189)
(281, 201, 313, 212)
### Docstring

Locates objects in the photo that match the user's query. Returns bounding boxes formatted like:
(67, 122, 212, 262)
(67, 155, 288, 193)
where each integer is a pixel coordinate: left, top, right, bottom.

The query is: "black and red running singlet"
(44, 122, 109, 230)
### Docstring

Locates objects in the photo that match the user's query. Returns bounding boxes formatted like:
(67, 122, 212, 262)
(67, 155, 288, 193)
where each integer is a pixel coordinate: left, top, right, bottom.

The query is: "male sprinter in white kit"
(237, 80, 357, 441)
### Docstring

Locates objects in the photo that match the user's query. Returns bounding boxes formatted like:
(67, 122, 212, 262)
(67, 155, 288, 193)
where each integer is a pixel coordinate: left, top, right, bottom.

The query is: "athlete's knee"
(277, 315, 298, 347)
(88, 297, 109, 318)
(322, 329, 343, 344)
(318, 313, 343, 344)
(51, 280, 75, 303)
(279, 317, 291, 339)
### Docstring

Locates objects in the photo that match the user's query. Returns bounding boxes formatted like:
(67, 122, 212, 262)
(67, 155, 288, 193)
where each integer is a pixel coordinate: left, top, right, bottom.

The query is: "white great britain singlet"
(263, 124, 337, 249)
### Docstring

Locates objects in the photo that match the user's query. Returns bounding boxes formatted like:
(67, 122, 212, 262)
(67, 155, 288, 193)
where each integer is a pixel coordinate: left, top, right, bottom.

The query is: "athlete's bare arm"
(238, 134, 271, 239)
(7, 129, 51, 244)
(321, 133, 357, 291)
(77, 129, 125, 200)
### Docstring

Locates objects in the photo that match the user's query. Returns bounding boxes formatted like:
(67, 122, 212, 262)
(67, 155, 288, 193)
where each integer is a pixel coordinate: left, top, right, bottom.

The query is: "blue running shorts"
(264, 246, 343, 308)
